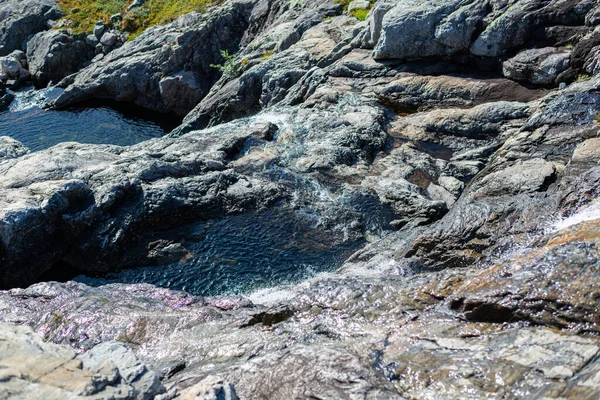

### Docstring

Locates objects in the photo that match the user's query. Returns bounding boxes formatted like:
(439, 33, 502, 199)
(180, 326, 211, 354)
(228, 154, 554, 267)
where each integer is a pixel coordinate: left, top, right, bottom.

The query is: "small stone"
(93, 22, 105, 39)
(100, 32, 118, 47)
(91, 53, 104, 63)
(85, 34, 99, 47)
(559, 82, 567, 90)
(126, 0, 145, 12)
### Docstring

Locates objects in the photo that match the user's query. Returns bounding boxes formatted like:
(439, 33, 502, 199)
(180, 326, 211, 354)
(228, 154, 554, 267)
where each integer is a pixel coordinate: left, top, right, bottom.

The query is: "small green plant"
(595, 112, 600, 125)
(210, 50, 240, 78)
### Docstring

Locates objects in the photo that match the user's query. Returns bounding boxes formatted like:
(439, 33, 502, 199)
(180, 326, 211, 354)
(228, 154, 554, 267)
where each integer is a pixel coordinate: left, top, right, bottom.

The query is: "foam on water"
(551, 201, 600, 232)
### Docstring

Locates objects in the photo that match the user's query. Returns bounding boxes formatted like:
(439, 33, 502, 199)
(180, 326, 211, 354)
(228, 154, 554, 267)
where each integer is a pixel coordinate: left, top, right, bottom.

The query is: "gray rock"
(0, 0, 62, 56)
(110, 13, 123, 24)
(85, 34, 99, 47)
(0, 322, 163, 399)
(0, 56, 22, 78)
(8, 50, 27, 68)
(100, 32, 118, 47)
(347, 0, 370, 13)
(372, 0, 487, 60)
(0, 121, 287, 288)
(0, 137, 29, 160)
(51, 0, 259, 116)
(503, 47, 571, 85)
(78, 342, 163, 399)
(26, 29, 94, 87)
(93, 21, 106, 39)
(126, 0, 145, 12)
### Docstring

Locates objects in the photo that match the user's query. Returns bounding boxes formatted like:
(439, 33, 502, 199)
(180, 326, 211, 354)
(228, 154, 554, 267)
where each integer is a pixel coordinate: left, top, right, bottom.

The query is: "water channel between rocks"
(2, 87, 396, 296)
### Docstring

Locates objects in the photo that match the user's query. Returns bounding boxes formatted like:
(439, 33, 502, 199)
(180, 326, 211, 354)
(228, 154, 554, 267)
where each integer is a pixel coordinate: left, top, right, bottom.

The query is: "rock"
(0, 0, 62, 56)
(51, 0, 341, 116)
(78, 342, 163, 398)
(0, 93, 14, 111)
(100, 32, 118, 47)
(0, 137, 29, 159)
(126, 0, 145, 12)
(178, 376, 239, 400)
(0, 57, 22, 78)
(451, 217, 600, 331)
(26, 29, 94, 87)
(372, 0, 487, 60)
(93, 21, 105, 39)
(347, 0, 370, 13)
(85, 34, 99, 47)
(51, 0, 259, 116)
(503, 47, 571, 85)
(8, 50, 27, 68)
(110, 13, 124, 24)
(0, 322, 164, 399)
(0, 121, 287, 288)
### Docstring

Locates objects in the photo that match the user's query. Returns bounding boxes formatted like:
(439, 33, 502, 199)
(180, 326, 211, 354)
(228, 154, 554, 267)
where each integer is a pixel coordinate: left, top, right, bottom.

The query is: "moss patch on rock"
(58, 0, 214, 37)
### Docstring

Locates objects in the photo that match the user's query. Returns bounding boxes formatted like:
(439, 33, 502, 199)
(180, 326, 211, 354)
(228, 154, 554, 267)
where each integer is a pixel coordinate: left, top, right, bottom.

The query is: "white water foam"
(7, 86, 62, 112)
(551, 201, 600, 232)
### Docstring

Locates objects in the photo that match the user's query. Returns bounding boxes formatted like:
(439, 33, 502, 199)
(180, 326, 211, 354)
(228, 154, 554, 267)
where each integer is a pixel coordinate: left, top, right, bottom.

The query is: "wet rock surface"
(4, 0, 600, 398)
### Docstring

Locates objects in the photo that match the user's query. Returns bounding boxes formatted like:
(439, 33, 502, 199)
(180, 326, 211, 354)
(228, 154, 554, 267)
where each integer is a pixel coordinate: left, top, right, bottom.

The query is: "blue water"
(0, 86, 169, 150)
(76, 208, 367, 296)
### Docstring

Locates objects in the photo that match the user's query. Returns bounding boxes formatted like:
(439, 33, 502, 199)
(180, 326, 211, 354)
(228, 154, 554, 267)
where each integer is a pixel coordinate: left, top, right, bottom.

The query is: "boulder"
(100, 32, 118, 47)
(50, 0, 259, 116)
(372, 0, 487, 60)
(0, 0, 62, 56)
(347, 0, 370, 12)
(503, 47, 571, 85)
(0, 322, 164, 399)
(0, 57, 21, 78)
(26, 29, 94, 87)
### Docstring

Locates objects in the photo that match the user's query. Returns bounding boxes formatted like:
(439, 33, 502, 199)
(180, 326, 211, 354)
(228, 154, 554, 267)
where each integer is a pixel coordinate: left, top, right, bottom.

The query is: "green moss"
(350, 8, 369, 21)
(57, 0, 213, 37)
(261, 49, 274, 60)
(577, 73, 592, 82)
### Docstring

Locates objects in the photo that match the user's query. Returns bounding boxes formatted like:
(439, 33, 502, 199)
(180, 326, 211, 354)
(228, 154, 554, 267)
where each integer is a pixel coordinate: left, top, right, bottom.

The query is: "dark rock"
(0, 0, 62, 56)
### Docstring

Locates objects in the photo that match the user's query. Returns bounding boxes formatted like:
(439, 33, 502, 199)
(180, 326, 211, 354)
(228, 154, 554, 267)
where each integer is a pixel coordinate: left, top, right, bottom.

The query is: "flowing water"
(3, 90, 397, 296)
(0, 86, 171, 150)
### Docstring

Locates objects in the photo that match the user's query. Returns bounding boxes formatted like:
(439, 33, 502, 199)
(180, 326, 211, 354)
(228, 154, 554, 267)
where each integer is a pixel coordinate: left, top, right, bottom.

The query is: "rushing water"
(6, 87, 397, 296)
(0, 86, 172, 150)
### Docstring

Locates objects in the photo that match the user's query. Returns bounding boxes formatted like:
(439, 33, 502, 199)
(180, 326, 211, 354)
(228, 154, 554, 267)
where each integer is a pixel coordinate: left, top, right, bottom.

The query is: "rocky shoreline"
(3, 0, 600, 398)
